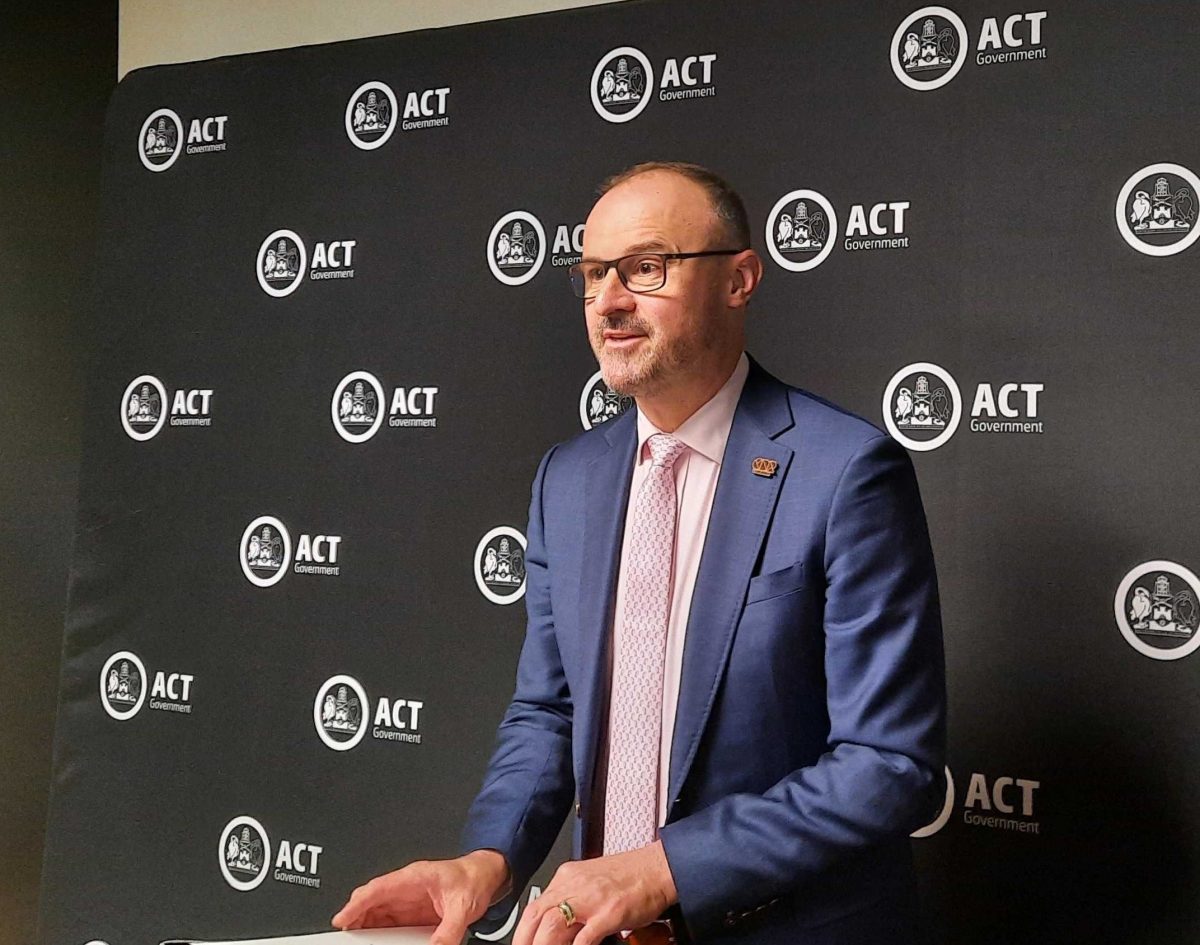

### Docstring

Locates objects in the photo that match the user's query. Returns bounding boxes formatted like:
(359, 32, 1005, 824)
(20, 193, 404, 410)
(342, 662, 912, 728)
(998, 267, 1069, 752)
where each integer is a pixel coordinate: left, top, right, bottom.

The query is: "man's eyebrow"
(623, 239, 671, 254)
(577, 239, 673, 264)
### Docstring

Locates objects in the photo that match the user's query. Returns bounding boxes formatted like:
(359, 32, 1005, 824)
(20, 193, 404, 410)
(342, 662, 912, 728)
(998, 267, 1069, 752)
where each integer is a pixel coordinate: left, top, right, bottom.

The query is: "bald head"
(595, 161, 751, 251)
(585, 169, 730, 262)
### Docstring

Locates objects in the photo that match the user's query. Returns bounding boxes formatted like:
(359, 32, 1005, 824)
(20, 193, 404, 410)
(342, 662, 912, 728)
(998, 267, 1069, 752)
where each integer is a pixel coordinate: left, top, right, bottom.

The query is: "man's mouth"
(602, 330, 646, 349)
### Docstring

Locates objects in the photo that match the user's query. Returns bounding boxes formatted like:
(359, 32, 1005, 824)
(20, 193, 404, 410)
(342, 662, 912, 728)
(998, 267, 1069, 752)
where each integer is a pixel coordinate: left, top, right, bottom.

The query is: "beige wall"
(119, 0, 617, 78)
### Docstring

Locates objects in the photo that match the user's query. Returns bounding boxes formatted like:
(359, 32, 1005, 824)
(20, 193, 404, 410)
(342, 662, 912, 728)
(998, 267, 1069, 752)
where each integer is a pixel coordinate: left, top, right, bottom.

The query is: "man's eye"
(585, 266, 606, 281)
(635, 259, 662, 275)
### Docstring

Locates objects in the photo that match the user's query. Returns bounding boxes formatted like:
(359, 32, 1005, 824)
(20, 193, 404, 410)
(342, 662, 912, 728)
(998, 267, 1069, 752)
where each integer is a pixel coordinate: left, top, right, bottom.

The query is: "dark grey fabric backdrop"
(39, 2, 1200, 944)
(0, 7, 117, 945)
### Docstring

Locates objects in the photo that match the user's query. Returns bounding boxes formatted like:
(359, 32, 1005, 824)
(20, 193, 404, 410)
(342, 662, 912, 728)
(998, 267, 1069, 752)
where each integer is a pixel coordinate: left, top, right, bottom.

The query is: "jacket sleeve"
(657, 433, 947, 937)
(459, 443, 576, 932)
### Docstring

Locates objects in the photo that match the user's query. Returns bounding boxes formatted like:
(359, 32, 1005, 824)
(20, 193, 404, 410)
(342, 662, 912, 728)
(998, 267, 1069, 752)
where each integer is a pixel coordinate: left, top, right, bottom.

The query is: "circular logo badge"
(882, 362, 962, 451)
(138, 108, 183, 171)
(1115, 560, 1200, 660)
(475, 526, 528, 605)
(1115, 163, 1200, 257)
(911, 766, 955, 838)
(219, 815, 271, 891)
(332, 371, 386, 443)
(240, 516, 292, 587)
(120, 375, 168, 441)
(487, 211, 546, 286)
(345, 81, 398, 150)
(579, 370, 634, 430)
(591, 46, 654, 123)
(765, 190, 839, 272)
(257, 229, 307, 298)
(314, 674, 370, 751)
(891, 7, 969, 91)
(100, 651, 147, 721)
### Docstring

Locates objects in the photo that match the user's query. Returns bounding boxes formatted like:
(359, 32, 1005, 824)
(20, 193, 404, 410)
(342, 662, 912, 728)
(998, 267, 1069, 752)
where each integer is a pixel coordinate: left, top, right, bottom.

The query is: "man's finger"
(571, 918, 609, 945)
(330, 902, 358, 929)
(342, 908, 370, 931)
(429, 902, 470, 945)
(532, 899, 578, 945)
(331, 882, 377, 929)
(512, 892, 549, 945)
(570, 903, 620, 945)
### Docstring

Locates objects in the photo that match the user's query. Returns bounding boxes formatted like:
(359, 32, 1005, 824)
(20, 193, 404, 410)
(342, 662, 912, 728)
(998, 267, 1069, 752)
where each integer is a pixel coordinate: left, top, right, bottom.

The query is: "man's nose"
(590, 267, 635, 316)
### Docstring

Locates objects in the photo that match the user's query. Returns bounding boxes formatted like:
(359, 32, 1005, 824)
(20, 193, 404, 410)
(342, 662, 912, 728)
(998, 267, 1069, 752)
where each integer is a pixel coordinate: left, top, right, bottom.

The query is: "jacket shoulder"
(781, 383, 890, 452)
(535, 409, 633, 482)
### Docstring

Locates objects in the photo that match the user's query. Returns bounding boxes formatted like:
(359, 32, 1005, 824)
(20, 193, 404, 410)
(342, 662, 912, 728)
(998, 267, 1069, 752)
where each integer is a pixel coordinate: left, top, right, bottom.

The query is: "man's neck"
(635, 350, 743, 433)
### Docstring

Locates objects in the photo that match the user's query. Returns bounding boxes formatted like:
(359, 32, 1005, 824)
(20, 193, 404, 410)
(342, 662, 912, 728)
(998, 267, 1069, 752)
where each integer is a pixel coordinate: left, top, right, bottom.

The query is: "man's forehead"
(584, 172, 717, 253)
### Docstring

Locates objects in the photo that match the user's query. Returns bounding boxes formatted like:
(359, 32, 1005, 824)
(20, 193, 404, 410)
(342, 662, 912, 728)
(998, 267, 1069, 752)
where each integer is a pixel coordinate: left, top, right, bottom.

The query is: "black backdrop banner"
(39, 1, 1200, 943)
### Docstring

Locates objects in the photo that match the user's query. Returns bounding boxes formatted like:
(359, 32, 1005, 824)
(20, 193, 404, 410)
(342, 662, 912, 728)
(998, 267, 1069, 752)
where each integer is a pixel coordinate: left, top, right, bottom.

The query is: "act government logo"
(241, 516, 292, 587)
(580, 370, 633, 430)
(765, 190, 838, 271)
(885, 364, 1045, 446)
(120, 375, 167, 440)
(240, 515, 344, 586)
(891, 8, 968, 90)
(220, 815, 325, 892)
(345, 80, 450, 149)
(331, 370, 439, 442)
(592, 47, 654, 123)
(475, 526, 527, 605)
(100, 650, 194, 720)
(1116, 164, 1200, 257)
(313, 674, 369, 750)
(488, 211, 546, 286)
(1115, 561, 1200, 661)
(139, 109, 182, 171)
(345, 81, 398, 149)
(138, 107, 228, 171)
(120, 375, 213, 440)
(99, 651, 147, 721)
(912, 766, 1042, 836)
(891, 8, 1047, 90)
(882, 362, 962, 452)
(590, 46, 717, 123)
(332, 371, 386, 443)
(257, 229, 358, 297)
(219, 815, 270, 891)
(314, 673, 424, 750)
(766, 192, 912, 269)
(257, 230, 307, 297)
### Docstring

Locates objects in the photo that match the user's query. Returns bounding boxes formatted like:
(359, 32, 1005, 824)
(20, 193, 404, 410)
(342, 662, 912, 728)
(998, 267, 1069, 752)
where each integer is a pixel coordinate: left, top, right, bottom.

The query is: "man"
(332, 162, 946, 944)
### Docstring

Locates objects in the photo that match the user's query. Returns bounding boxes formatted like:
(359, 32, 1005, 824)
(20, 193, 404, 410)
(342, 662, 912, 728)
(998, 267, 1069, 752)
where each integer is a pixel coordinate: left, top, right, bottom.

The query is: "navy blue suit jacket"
(461, 357, 947, 943)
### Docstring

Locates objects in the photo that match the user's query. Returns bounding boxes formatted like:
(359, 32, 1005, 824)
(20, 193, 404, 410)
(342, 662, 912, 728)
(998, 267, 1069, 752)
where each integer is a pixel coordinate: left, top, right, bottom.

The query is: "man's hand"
(513, 841, 678, 945)
(331, 849, 510, 945)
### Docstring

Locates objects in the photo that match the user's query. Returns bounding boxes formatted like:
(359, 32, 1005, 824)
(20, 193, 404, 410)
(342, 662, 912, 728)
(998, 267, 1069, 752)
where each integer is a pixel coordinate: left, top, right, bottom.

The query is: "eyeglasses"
(568, 249, 745, 299)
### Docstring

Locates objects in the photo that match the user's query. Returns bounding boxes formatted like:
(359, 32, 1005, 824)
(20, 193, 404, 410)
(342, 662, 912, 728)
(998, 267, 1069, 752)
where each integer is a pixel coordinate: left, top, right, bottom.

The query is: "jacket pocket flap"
(745, 560, 805, 604)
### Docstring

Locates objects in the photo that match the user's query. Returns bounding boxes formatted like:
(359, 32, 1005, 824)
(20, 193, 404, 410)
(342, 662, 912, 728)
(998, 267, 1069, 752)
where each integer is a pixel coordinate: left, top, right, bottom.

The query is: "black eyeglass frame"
(568, 248, 747, 299)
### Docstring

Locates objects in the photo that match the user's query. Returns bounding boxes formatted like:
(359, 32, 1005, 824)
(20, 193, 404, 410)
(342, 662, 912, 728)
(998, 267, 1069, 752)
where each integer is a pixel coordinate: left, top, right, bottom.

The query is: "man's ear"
(729, 249, 763, 309)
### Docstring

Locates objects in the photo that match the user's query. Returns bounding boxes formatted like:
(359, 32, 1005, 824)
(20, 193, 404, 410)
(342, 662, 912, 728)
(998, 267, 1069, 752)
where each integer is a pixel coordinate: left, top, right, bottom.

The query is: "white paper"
(162, 927, 438, 945)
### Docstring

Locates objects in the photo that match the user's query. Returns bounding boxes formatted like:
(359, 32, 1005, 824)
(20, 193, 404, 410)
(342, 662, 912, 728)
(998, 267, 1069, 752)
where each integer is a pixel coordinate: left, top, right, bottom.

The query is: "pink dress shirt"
(604, 351, 750, 830)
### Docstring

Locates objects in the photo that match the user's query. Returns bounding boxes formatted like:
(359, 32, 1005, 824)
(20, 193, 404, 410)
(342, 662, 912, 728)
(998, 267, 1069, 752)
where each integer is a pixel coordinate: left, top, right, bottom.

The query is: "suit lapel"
(666, 359, 795, 808)
(576, 409, 636, 812)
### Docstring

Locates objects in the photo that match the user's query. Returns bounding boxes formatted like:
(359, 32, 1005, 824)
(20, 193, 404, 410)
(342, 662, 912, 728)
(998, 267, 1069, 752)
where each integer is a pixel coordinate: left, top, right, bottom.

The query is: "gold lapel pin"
(751, 457, 779, 478)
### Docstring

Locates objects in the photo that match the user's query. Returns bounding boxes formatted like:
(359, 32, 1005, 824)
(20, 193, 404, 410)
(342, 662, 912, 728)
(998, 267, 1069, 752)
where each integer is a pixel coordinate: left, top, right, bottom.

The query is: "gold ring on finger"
(558, 899, 578, 927)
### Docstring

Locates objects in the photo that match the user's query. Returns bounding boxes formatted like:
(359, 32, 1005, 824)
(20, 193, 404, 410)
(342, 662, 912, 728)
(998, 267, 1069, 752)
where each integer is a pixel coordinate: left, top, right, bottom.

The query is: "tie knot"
(647, 433, 687, 469)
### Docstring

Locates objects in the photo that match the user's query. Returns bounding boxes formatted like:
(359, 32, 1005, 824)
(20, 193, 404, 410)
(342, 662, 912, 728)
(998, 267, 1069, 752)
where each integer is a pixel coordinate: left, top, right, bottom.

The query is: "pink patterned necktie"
(603, 432, 689, 856)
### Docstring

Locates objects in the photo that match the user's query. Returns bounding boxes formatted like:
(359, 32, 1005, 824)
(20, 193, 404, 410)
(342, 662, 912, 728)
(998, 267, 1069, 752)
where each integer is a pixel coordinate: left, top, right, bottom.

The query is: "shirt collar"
(634, 351, 750, 466)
